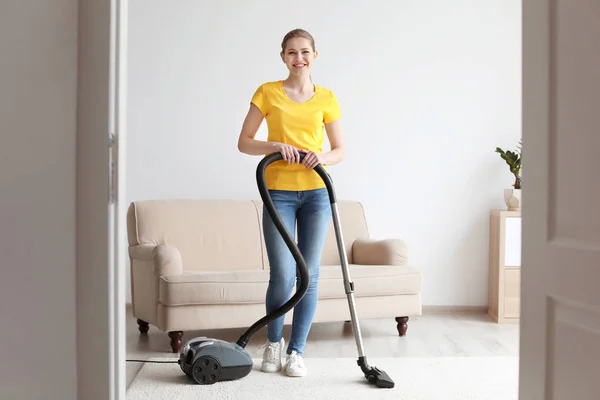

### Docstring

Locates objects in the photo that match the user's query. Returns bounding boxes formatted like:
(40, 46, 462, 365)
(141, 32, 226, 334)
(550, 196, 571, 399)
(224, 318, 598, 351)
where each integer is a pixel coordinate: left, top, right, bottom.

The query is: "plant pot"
(504, 188, 522, 211)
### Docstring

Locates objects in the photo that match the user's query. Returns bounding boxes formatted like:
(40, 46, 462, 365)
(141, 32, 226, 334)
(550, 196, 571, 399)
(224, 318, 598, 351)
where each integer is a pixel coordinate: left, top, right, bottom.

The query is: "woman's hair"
(281, 28, 315, 53)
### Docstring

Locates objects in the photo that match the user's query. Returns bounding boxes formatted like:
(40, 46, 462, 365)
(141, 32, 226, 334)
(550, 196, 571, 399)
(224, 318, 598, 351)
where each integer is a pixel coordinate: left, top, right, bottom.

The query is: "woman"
(237, 28, 345, 377)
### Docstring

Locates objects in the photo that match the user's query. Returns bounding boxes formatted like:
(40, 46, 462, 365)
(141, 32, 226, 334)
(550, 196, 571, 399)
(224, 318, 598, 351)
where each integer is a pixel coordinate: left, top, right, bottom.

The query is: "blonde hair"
(281, 28, 316, 53)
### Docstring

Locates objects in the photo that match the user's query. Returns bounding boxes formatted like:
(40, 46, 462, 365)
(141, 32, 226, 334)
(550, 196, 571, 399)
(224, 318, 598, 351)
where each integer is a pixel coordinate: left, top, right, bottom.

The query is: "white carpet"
(126, 356, 519, 400)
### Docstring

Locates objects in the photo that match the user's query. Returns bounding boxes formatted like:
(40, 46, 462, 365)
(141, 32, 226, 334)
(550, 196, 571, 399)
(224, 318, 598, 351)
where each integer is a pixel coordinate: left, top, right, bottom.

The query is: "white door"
(520, 1, 600, 399)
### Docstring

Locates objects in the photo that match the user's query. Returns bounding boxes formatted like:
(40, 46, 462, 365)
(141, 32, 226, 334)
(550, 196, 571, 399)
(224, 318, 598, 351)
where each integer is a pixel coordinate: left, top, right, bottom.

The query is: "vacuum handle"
(256, 151, 337, 204)
(237, 150, 336, 348)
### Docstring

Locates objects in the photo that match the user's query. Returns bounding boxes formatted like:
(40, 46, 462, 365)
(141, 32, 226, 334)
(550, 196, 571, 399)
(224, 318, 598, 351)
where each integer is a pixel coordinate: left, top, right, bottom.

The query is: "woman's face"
(281, 37, 317, 76)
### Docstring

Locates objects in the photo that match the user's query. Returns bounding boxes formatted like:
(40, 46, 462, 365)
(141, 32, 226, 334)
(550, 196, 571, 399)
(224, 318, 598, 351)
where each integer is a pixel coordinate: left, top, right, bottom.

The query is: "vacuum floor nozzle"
(358, 357, 395, 388)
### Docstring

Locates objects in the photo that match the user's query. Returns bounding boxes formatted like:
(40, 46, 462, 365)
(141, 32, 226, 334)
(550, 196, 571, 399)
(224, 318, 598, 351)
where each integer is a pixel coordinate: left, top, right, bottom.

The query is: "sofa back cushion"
(127, 198, 371, 271)
(127, 199, 265, 271)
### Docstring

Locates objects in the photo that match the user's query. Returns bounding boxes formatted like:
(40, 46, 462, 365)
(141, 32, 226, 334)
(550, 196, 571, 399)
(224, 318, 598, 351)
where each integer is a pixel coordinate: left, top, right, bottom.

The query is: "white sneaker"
(284, 350, 307, 377)
(261, 338, 284, 373)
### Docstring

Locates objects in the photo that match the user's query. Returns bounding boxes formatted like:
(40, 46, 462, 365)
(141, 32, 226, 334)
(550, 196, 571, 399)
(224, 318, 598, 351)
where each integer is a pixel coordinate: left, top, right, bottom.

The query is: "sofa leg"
(137, 319, 149, 335)
(168, 331, 183, 353)
(395, 316, 409, 336)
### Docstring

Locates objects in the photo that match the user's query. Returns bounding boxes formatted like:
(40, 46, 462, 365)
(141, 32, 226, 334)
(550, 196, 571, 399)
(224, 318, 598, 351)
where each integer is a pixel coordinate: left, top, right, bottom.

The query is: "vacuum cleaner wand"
(238, 151, 394, 389)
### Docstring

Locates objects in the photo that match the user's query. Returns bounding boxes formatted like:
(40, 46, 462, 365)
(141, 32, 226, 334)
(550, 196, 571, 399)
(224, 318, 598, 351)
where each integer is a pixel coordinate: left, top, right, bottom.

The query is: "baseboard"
(422, 305, 488, 314)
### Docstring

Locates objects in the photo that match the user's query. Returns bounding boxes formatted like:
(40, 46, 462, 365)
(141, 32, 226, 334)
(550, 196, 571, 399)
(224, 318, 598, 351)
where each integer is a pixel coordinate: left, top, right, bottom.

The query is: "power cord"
(126, 359, 179, 364)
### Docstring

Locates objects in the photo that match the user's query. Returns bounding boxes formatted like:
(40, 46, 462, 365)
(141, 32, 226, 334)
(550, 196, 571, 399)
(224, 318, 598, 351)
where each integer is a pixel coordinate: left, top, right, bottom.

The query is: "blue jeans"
(262, 188, 331, 356)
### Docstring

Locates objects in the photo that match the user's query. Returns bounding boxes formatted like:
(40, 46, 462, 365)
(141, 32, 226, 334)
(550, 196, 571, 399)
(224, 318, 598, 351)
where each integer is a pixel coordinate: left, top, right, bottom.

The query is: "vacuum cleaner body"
(178, 336, 253, 384)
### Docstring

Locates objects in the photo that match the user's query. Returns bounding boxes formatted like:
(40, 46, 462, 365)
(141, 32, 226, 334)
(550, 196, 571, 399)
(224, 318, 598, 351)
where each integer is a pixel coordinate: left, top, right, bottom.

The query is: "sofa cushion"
(158, 264, 421, 306)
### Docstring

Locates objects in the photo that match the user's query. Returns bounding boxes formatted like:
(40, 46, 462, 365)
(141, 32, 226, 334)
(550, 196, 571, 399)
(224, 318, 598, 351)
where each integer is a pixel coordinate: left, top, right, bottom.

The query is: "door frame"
(108, 0, 128, 398)
(110, 0, 128, 398)
(77, 0, 128, 399)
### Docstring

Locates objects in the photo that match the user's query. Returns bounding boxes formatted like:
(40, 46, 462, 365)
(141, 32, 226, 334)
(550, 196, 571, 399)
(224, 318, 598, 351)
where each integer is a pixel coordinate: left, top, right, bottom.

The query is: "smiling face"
(281, 36, 318, 76)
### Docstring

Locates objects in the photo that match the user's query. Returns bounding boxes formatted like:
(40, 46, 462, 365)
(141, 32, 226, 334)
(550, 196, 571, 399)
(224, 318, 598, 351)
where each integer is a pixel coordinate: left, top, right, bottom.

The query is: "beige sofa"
(127, 198, 422, 353)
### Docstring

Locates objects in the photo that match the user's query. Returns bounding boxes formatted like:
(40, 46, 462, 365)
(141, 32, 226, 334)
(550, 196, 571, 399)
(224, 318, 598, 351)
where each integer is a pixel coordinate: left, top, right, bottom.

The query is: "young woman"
(237, 28, 345, 377)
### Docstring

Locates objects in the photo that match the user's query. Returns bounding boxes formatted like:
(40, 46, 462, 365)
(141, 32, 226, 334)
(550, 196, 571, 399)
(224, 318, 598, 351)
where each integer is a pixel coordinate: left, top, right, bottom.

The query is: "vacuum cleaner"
(178, 151, 395, 389)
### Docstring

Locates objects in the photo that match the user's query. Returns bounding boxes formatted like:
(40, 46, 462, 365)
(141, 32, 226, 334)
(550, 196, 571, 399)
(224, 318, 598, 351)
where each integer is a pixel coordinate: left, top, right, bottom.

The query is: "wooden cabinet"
(488, 210, 521, 323)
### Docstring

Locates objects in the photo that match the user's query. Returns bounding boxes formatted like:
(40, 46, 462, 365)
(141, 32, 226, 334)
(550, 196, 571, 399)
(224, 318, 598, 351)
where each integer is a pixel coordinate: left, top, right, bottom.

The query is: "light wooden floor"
(125, 305, 519, 388)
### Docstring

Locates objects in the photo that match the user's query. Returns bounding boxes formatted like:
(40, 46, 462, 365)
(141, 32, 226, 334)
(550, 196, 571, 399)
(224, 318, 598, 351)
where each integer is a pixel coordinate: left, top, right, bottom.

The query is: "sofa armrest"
(129, 244, 183, 276)
(352, 238, 408, 266)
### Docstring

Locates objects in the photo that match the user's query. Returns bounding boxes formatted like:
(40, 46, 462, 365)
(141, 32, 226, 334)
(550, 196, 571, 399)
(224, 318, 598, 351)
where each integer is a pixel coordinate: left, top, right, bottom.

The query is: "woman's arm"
(321, 119, 344, 166)
(237, 104, 278, 155)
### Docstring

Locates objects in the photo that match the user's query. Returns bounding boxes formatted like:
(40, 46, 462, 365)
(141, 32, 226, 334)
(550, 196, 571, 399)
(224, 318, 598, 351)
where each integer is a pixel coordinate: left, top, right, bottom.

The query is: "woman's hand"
(301, 150, 325, 169)
(273, 142, 302, 164)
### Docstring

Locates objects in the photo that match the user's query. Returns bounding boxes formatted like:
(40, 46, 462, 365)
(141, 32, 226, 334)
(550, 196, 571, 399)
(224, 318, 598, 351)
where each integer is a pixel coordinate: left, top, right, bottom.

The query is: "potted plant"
(495, 139, 522, 211)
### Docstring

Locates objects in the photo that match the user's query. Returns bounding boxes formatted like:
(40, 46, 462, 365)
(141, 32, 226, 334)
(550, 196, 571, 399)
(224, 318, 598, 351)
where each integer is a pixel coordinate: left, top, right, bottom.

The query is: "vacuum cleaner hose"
(236, 151, 336, 348)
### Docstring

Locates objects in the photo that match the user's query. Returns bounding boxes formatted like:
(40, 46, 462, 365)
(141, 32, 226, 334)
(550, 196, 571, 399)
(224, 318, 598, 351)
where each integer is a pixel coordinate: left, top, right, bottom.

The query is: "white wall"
(0, 1, 78, 399)
(125, 0, 522, 306)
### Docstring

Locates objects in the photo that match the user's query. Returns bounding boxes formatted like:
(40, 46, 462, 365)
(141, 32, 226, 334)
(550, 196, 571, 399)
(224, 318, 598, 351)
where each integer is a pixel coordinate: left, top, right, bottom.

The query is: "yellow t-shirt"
(251, 80, 342, 191)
